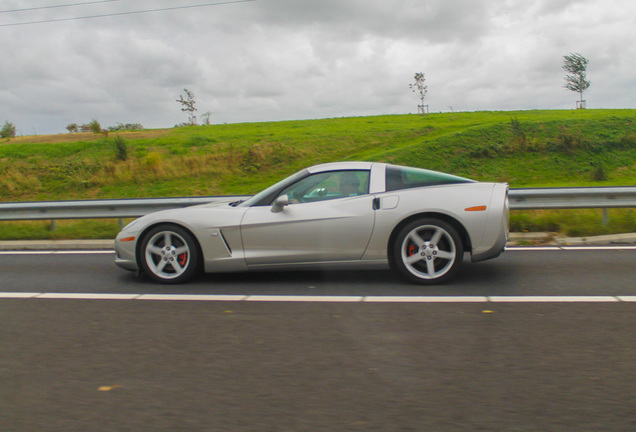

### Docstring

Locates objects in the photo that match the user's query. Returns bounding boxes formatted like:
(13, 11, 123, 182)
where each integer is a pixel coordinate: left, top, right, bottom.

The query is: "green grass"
(0, 219, 128, 240)
(1, 109, 635, 239)
(510, 209, 636, 238)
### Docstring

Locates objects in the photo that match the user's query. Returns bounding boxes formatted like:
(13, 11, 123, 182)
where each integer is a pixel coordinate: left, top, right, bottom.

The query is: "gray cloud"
(0, 0, 634, 135)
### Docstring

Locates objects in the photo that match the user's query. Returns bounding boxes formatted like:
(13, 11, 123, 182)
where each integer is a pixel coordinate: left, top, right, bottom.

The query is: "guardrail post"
(602, 209, 609, 226)
(50, 220, 56, 231)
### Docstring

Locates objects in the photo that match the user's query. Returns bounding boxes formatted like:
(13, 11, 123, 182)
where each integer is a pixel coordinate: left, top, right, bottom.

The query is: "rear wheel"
(139, 224, 200, 284)
(392, 218, 463, 285)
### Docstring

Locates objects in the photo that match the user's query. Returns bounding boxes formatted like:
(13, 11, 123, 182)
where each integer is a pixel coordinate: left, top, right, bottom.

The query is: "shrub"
(620, 133, 636, 148)
(591, 163, 607, 181)
(1, 121, 16, 138)
(89, 119, 102, 134)
(108, 123, 143, 132)
(144, 152, 164, 176)
(552, 127, 586, 154)
(113, 136, 128, 161)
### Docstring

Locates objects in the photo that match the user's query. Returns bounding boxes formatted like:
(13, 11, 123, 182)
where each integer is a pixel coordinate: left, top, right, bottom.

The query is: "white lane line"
(364, 296, 488, 303)
(0, 250, 115, 255)
(0, 292, 41, 298)
(138, 294, 247, 301)
(245, 295, 363, 302)
(506, 246, 636, 251)
(1, 246, 635, 255)
(1, 293, 635, 303)
(50, 251, 115, 254)
(489, 296, 619, 302)
(561, 246, 636, 251)
(36, 293, 140, 300)
(506, 247, 562, 251)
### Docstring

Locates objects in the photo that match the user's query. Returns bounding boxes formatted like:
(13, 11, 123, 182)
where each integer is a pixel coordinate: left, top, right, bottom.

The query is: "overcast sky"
(1, 0, 635, 135)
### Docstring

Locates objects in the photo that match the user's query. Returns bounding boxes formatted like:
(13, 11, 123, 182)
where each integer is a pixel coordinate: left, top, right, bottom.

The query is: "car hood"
(124, 200, 249, 234)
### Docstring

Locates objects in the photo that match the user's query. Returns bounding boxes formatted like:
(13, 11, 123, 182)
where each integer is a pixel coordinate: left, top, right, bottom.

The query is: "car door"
(240, 170, 376, 266)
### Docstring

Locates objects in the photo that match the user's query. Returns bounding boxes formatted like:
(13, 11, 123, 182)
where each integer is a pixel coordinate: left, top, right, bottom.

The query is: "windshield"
(239, 169, 309, 207)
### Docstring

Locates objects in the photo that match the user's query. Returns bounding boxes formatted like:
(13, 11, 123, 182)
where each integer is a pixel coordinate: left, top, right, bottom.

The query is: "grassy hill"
(1, 109, 635, 239)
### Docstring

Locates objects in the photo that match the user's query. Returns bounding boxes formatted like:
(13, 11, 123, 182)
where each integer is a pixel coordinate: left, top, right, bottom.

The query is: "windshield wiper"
(229, 199, 245, 207)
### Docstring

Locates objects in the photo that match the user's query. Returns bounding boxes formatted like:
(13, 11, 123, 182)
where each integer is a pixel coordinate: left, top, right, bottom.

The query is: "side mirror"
(271, 194, 289, 213)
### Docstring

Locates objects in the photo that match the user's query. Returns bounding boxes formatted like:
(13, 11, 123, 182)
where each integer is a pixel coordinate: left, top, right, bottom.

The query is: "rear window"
(385, 165, 473, 192)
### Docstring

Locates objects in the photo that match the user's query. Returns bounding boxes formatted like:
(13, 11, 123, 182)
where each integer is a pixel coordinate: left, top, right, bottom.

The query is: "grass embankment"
(1, 109, 635, 240)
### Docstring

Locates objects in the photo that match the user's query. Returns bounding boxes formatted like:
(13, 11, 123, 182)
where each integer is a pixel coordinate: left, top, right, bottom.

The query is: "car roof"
(306, 161, 379, 173)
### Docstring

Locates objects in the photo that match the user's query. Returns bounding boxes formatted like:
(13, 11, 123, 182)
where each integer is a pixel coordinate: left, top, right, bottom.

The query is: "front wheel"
(139, 224, 200, 284)
(392, 218, 464, 285)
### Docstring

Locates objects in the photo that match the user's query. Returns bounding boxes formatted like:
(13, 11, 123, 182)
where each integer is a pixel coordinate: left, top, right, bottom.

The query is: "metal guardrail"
(508, 187, 636, 209)
(0, 196, 250, 223)
(0, 187, 635, 222)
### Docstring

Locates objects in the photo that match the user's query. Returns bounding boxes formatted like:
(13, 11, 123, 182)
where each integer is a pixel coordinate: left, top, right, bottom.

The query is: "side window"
(386, 165, 473, 191)
(278, 170, 369, 204)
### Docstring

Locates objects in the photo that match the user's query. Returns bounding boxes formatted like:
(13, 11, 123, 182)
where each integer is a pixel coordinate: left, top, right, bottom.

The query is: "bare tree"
(177, 89, 198, 125)
(562, 53, 591, 109)
(409, 72, 428, 114)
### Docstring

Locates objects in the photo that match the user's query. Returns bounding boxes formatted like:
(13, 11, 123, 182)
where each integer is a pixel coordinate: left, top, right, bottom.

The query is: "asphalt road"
(2, 248, 636, 431)
(1, 247, 636, 296)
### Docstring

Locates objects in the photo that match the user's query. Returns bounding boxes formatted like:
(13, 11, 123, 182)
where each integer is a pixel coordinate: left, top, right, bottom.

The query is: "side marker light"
(465, 205, 487, 212)
(120, 236, 136, 242)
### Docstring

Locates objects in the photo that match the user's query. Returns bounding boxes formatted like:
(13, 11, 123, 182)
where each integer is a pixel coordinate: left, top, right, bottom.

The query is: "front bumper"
(115, 256, 138, 271)
(115, 231, 139, 272)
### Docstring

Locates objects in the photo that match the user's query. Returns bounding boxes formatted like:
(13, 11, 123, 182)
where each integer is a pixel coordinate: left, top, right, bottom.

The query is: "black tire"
(392, 218, 464, 285)
(139, 224, 200, 284)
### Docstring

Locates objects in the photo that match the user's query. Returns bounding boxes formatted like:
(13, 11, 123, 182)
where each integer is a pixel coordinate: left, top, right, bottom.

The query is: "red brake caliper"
(178, 253, 188, 267)
(408, 245, 417, 256)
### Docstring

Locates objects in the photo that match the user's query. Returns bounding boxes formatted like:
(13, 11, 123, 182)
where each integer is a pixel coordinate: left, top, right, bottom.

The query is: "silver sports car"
(115, 162, 509, 284)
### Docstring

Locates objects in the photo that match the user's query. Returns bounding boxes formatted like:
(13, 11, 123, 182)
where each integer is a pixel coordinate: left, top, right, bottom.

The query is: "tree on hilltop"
(177, 89, 198, 125)
(562, 53, 591, 109)
(409, 72, 428, 114)
(1, 121, 16, 138)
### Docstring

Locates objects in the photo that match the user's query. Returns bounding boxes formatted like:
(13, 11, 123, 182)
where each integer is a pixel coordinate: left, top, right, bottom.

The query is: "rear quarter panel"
(362, 182, 506, 261)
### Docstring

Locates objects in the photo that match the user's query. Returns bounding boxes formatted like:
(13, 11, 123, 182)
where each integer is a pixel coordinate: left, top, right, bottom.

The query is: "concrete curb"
(1, 234, 636, 251)
(507, 232, 636, 246)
